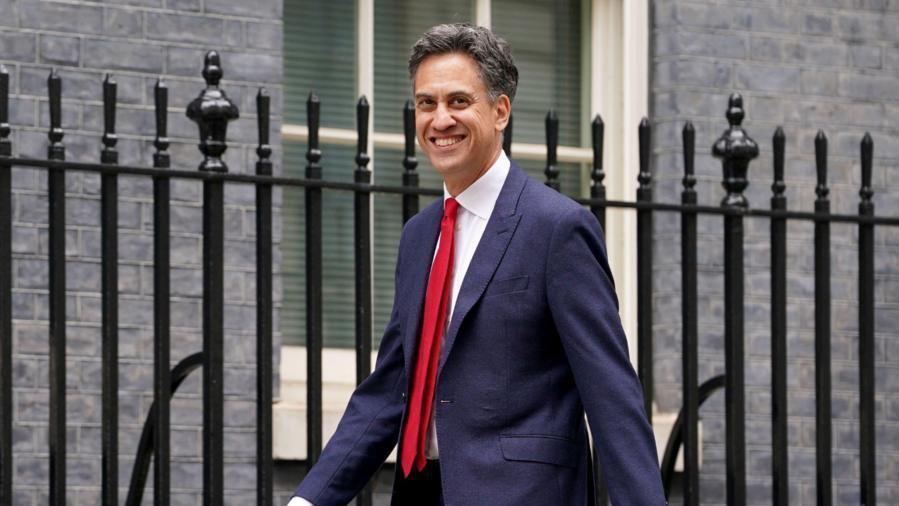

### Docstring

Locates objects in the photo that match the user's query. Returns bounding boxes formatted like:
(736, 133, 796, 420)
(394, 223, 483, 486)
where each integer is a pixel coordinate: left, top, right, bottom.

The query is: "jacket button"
(402, 392, 406, 402)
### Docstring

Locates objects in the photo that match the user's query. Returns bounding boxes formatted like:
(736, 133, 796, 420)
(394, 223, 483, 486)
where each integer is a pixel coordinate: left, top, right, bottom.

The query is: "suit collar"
(443, 150, 511, 221)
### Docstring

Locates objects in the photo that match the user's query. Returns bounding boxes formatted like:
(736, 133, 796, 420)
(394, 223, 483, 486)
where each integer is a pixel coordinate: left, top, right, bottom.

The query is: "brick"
(783, 40, 848, 67)
(850, 44, 882, 69)
(104, 7, 144, 37)
(734, 64, 799, 93)
(654, 60, 732, 88)
(247, 21, 281, 51)
(205, 0, 282, 18)
(0, 31, 37, 62)
(750, 36, 781, 62)
(146, 12, 226, 45)
(799, 69, 838, 96)
(84, 40, 164, 74)
(39, 35, 80, 66)
(166, 0, 202, 11)
(838, 73, 895, 101)
(803, 13, 833, 35)
(19, 2, 103, 34)
(733, 6, 799, 34)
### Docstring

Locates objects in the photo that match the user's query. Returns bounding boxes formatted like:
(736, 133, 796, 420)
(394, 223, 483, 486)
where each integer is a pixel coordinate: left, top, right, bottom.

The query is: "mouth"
(430, 135, 466, 148)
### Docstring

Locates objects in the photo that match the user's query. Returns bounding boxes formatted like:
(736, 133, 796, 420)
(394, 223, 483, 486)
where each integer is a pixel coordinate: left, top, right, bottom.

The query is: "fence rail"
(0, 51, 895, 506)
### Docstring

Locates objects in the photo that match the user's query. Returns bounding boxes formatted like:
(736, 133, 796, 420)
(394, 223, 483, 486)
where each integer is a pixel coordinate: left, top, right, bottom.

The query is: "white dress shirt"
(289, 152, 510, 506)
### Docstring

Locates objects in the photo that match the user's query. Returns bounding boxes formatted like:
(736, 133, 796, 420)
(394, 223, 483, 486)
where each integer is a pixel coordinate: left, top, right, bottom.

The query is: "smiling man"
(289, 24, 666, 506)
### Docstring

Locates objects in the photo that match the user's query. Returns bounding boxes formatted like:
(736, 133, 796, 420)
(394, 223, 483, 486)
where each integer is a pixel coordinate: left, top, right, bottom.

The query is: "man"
(289, 24, 666, 506)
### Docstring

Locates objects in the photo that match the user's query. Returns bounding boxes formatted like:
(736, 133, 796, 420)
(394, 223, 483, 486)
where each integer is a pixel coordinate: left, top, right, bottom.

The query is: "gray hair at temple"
(408, 23, 519, 103)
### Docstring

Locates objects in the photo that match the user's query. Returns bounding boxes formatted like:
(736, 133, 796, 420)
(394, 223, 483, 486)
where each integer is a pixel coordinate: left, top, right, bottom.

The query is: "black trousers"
(392, 460, 444, 506)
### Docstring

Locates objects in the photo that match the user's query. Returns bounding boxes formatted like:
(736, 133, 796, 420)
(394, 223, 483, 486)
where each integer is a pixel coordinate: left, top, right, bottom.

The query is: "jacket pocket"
(484, 275, 529, 298)
(499, 434, 578, 468)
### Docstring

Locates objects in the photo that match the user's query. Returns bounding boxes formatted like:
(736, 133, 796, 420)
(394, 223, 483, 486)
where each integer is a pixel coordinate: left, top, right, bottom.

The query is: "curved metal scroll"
(125, 352, 204, 506)
(660, 374, 726, 497)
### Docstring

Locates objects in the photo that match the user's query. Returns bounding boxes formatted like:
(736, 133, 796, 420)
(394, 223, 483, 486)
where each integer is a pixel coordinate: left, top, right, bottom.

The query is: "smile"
(431, 135, 466, 147)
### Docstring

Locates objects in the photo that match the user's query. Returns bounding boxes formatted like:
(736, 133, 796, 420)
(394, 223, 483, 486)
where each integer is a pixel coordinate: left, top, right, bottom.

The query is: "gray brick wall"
(651, 1, 899, 504)
(2, 0, 282, 504)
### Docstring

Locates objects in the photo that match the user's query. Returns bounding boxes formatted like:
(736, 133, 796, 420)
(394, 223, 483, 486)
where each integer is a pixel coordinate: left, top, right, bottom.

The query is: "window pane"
(373, 0, 473, 133)
(284, 0, 356, 129)
(492, 0, 583, 146)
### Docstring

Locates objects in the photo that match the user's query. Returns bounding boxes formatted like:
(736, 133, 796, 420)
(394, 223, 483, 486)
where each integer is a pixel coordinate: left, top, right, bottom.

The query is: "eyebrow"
(414, 90, 474, 100)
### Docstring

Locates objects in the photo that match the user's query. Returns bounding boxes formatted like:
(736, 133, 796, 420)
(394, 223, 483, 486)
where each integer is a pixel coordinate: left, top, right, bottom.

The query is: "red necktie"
(400, 197, 459, 477)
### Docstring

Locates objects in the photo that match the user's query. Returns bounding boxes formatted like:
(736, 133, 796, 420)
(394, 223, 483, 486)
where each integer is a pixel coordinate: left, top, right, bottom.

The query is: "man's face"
(413, 53, 510, 186)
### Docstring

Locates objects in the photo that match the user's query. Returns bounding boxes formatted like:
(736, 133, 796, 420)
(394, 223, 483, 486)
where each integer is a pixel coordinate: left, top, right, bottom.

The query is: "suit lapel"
(437, 164, 527, 373)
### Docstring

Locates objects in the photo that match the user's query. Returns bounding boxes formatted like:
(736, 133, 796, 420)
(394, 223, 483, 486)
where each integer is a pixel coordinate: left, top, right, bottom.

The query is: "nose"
(431, 104, 456, 131)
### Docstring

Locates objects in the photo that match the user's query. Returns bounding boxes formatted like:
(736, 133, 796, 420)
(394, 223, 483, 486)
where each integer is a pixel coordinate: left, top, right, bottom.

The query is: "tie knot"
(443, 197, 459, 219)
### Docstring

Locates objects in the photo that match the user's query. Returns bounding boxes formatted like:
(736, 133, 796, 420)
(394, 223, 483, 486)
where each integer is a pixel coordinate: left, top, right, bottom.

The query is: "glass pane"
(284, 0, 357, 129)
(492, 0, 583, 146)
(373, 0, 473, 133)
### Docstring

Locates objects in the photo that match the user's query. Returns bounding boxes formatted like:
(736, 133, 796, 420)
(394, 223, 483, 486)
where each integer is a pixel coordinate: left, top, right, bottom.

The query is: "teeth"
(435, 136, 463, 147)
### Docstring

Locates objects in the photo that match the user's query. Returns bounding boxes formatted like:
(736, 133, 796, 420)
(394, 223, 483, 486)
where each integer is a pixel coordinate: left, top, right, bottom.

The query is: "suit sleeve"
(545, 206, 667, 505)
(293, 235, 409, 506)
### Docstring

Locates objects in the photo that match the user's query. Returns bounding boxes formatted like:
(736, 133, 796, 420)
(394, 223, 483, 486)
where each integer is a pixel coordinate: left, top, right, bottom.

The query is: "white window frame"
(274, 0, 665, 462)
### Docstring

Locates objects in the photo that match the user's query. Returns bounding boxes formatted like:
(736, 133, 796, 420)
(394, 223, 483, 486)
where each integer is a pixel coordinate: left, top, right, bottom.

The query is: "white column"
(474, 0, 491, 28)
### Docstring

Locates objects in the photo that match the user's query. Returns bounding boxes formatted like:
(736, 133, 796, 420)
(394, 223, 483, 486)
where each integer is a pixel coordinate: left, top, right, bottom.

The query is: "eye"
(450, 96, 470, 107)
(416, 98, 435, 110)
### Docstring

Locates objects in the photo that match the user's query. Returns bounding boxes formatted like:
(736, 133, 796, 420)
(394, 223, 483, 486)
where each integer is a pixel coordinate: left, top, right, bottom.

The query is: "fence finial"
(638, 117, 652, 191)
(772, 127, 785, 199)
(0, 65, 9, 155)
(47, 69, 65, 161)
(682, 121, 695, 192)
(815, 130, 829, 201)
(306, 92, 321, 179)
(403, 100, 417, 173)
(186, 51, 239, 172)
(154, 79, 170, 169)
(101, 74, 118, 164)
(544, 109, 559, 191)
(355, 96, 370, 170)
(591, 115, 605, 188)
(860, 133, 873, 206)
(256, 88, 272, 176)
(712, 93, 758, 208)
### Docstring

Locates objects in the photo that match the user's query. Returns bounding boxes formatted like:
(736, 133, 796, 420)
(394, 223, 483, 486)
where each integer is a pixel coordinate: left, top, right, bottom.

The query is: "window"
(275, 0, 650, 460)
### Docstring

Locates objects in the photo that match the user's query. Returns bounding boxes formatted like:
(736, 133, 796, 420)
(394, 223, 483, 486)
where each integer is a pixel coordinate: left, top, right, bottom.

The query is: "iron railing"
(0, 52, 897, 506)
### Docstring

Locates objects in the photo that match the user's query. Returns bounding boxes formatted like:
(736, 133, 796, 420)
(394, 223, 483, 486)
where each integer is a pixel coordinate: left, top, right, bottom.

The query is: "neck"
(444, 144, 502, 197)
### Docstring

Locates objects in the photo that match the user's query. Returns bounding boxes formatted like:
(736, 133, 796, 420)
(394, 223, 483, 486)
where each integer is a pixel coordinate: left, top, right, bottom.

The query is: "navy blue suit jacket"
(295, 163, 666, 505)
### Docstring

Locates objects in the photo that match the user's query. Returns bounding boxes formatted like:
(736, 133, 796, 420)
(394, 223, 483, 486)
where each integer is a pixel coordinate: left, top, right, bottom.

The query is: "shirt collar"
(443, 150, 510, 221)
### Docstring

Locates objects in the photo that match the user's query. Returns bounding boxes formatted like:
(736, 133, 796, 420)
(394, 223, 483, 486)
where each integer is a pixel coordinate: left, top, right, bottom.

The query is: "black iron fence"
(1, 51, 897, 506)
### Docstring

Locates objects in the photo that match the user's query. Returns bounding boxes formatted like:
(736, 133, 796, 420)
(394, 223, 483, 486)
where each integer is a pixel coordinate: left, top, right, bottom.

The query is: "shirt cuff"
(287, 496, 314, 506)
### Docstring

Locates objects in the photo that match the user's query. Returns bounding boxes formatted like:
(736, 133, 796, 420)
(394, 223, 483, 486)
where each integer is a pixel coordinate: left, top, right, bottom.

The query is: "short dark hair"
(408, 23, 518, 103)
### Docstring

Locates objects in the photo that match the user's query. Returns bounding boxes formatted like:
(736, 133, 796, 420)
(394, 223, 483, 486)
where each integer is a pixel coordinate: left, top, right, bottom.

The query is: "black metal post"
(402, 100, 419, 224)
(637, 117, 653, 424)
(858, 132, 876, 506)
(0, 63, 11, 506)
(100, 73, 119, 506)
(153, 78, 172, 506)
(590, 115, 606, 230)
(47, 69, 67, 506)
(306, 92, 324, 466)
(770, 127, 788, 506)
(354, 96, 374, 506)
(712, 94, 757, 506)
(503, 112, 513, 158)
(544, 110, 559, 191)
(589, 113, 608, 506)
(814, 130, 832, 506)
(186, 51, 239, 506)
(255, 88, 274, 506)
(681, 121, 698, 506)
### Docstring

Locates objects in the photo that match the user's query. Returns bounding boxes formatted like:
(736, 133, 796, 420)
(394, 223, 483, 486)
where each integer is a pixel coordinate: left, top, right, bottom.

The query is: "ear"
(494, 94, 511, 132)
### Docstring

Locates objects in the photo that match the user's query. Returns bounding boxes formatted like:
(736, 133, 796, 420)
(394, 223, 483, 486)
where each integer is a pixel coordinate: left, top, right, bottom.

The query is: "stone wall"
(2, 0, 282, 503)
(650, 1, 899, 504)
